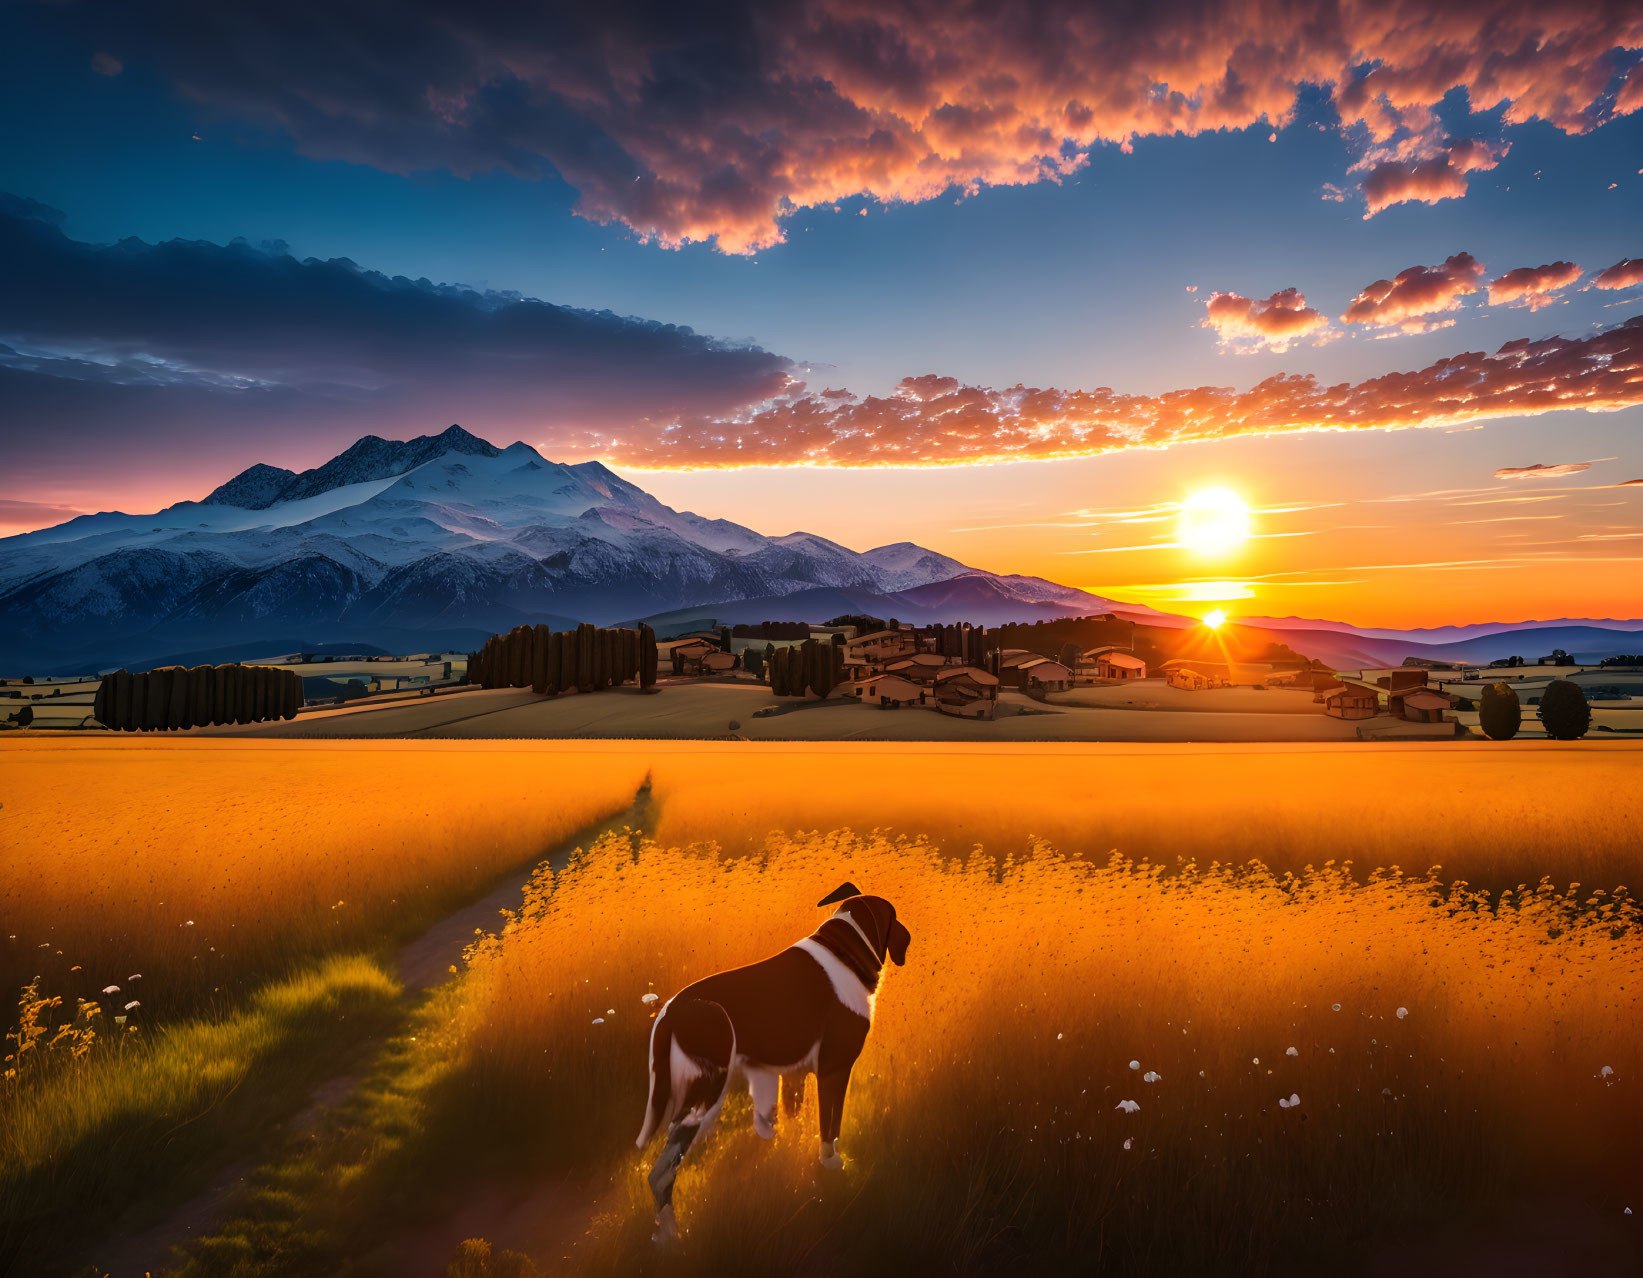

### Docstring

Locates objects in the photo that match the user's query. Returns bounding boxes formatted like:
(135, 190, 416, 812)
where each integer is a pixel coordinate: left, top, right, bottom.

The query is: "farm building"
(1014, 657, 1074, 691)
(1324, 686, 1379, 719)
(1388, 687, 1456, 723)
(1098, 650, 1147, 680)
(839, 673, 926, 708)
(844, 628, 920, 665)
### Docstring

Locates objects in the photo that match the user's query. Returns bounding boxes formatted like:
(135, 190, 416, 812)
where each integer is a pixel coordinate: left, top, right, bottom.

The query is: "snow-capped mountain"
(0, 426, 1134, 672)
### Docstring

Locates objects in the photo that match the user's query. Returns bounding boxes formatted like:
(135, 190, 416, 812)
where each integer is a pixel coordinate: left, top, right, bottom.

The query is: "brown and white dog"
(636, 882, 911, 1240)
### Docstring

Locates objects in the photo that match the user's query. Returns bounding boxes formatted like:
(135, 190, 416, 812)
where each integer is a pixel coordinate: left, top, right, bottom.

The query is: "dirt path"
(84, 782, 656, 1278)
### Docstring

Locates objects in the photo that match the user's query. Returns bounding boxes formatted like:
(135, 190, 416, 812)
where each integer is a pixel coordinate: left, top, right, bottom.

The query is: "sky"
(1, 1, 1640, 628)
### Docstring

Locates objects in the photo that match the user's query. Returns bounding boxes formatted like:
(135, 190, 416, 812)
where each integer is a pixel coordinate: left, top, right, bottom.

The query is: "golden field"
(0, 741, 649, 1013)
(1, 738, 1640, 1276)
(443, 825, 1642, 1275)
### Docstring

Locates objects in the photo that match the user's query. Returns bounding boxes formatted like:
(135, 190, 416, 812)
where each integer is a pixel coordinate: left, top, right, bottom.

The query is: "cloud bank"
(583, 316, 1643, 467)
(1593, 258, 1643, 290)
(57, 0, 1643, 252)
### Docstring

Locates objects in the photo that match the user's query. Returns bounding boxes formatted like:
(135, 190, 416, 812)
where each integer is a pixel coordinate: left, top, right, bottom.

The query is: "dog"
(635, 882, 911, 1241)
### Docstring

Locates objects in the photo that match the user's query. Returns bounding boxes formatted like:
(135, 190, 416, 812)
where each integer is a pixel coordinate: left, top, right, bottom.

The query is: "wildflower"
(128, 974, 141, 981)
(1128, 1060, 1140, 1070)
(1252, 1057, 1259, 1065)
(124, 1000, 139, 1011)
(1115, 1099, 1140, 1114)
(102, 985, 119, 995)
(1285, 1047, 1298, 1057)
(1123, 1137, 1133, 1150)
(591, 1017, 605, 1025)
(1600, 1066, 1615, 1078)
(641, 993, 659, 1005)
(1396, 1007, 1408, 1020)
(1278, 1093, 1300, 1109)
(606, 1008, 615, 1015)
(1143, 1071, 1161, 1083)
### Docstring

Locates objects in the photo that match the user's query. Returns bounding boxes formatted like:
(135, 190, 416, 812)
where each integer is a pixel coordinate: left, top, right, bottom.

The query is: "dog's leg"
(747, 1067, 779, 1139)
(780, 1071, 807, 1119)
(646, 999, 733, 1243)
(816, 1061, 855, 1170)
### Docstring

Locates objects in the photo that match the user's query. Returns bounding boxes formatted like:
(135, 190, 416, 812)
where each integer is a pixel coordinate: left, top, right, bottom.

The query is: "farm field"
(178, 681, 1369, 742)
(2, 738, 1639, 1276)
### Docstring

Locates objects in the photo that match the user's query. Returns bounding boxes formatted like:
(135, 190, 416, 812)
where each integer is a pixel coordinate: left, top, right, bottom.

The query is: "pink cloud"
(1358, 138, 1509, 216)
(1341, 253, 1485, 333)
(1592, 258, 1643, 290)
(579, 315, 1643, 467)
(1202, 288, 1331, 353)
(1487, 261, 1583, 310)
(1494, 462, 1592, 479)
(102, 2, 1643, 252)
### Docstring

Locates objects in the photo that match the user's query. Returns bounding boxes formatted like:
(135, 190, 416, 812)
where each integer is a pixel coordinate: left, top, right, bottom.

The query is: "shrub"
(1478, 682, 1521, 740)
(1538, 679, 1591, 739)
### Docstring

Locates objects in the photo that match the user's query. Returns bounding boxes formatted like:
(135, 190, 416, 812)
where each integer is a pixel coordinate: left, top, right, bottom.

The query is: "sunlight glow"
(1203, 609, 1228, 630)
(1177, 488, 1252, 555)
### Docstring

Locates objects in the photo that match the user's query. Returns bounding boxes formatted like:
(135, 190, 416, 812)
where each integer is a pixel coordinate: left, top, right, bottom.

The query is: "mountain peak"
(201, 462, 299, 509)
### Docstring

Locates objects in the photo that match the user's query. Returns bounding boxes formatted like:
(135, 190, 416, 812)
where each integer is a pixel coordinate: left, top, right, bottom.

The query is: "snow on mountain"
(0, 426, 1122, 672)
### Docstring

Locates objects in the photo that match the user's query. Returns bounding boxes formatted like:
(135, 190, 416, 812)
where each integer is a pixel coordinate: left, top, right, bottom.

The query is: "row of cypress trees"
(924, 622, 986, 662)
(94, 664, 302, 731)
(768, 637, 844, 698)
(467, 623, 658, 694)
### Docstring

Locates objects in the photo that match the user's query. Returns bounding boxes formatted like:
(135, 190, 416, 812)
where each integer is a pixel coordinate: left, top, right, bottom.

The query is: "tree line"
(467, 623, 658, 695)
(94, 664, 302, 731)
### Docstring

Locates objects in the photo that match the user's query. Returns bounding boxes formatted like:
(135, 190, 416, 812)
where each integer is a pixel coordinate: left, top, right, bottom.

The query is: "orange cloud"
(588, 315, 1643, 468)
(1201, 288, 1331, 353)
(1592, 258, 1643, 290)
(87, 2, 1643, 252)
(1487, 261, 1583, 309)
(1341, 253, 1485, 333)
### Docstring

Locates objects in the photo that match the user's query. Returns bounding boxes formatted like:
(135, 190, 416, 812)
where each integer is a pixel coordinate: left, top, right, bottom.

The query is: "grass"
(434, 827, 1642, 1275)
(2, 955, 402, 1275)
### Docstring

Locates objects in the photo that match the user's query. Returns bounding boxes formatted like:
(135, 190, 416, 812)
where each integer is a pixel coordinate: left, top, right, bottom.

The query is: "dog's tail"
(637, 997, 735, 1148)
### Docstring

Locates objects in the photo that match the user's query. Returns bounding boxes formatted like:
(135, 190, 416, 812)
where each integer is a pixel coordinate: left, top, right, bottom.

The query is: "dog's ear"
(887, 917, 911, 967)
(817, 882, 862, 907)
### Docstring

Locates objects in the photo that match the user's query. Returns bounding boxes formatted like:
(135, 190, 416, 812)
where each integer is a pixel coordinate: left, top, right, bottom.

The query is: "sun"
(1177, 487, 1252, 555)
(1202, 609, 1227, 630)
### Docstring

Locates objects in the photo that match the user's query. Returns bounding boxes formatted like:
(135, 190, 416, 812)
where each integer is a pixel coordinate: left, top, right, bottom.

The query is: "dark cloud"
(0, 192, 790, 427)
(51, 1, 1643, 252)
(568, 316, 1643, 467)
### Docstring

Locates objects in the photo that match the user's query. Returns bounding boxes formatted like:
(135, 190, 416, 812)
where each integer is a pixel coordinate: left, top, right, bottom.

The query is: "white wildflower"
(1128, 1060, 1140, 1071)
(1143, 1071, 1161, 1083)
(1396, 1007, 1408, 1020)
(1331, 1003, 1341, 1012)
(1285, 1047, 1298, 1057)
(102, 985, 120, 995)
(124, 1000, 140, 1011)
(641, 992, 659, 1004)
(1115, 1099, 1140, 1114)
(1600, 1066, 1615, 1078)
(591, 1017, 605, 1025)
(1123, 1137, 1133, 1150)
(1278, 1093, 1300, 1109)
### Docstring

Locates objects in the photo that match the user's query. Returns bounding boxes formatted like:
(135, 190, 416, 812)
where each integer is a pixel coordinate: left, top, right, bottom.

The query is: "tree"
(1489, 655, 1526, 669)
(1537, 679, 1591, 740)
(1545, 648, 1575, 667)
(1599, 654, 1643, 668)
(1478, 682, 1521, 740)
(742, 645, 765, 679)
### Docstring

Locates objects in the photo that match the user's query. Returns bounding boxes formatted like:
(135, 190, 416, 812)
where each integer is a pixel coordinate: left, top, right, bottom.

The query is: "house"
(1097, 650, 1148, 680)
(844, 628, 919, 665)
(657, 637, 720, 676)
(840, 673, 926, 708)
(884, 653, 951, 683)
(933, 665, 1000, 699)
(1311, 671, 1344, 701)
(1014, 657, 1074, 691)
(1388, 687, 1455, 723)
(1324, 686, 1379, 719)
(1377, 669, 1429, 691)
